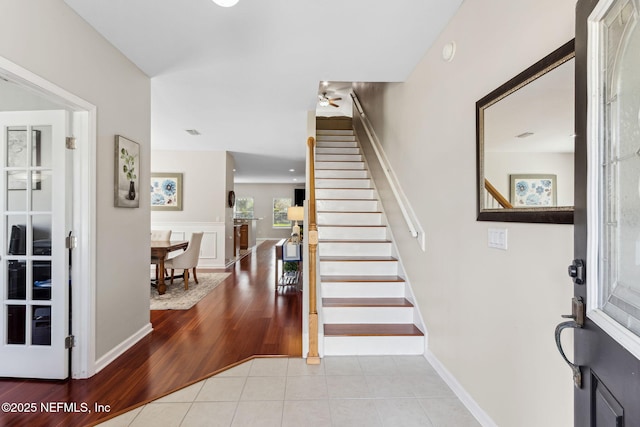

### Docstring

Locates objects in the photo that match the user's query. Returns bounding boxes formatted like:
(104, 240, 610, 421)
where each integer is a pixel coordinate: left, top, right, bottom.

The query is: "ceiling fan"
(318, 92, 341, 108)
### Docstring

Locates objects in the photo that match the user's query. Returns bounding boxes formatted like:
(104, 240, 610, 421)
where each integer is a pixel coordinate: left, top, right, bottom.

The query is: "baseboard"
(425, 350, 498, 427)
(94, 323, 153, 374)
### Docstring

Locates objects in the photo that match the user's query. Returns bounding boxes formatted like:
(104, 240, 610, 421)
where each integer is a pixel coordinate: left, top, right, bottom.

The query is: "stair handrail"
(306, 136, 320, 365)
(350, 90, 426, 251)
(484, 178, 513, 208)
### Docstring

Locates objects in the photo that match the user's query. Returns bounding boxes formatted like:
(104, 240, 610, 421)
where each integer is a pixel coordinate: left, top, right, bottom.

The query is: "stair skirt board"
(316, 124, 424, 357)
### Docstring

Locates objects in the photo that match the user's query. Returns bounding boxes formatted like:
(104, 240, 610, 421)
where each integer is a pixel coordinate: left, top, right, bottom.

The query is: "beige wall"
(0, 1, 151, 359)
(151, 150, 233, 265)
(353, 0, 576, 425)
(151, 150, 228, 223)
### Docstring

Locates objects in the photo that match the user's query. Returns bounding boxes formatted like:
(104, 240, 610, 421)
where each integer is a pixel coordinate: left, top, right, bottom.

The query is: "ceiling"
(62, 0, 464, 183)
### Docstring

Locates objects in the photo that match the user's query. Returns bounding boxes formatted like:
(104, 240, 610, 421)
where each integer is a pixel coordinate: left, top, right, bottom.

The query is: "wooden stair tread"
(321, 275, 405, 282)
(323, 298, 413, 308)
(318, 210, 381, 214)
(320, 256, 397, 262)
(319, 239, 391, 243)
(324, 323, 423, 337)
(315, 187, 371, 190)
(317, 224, 386, 228)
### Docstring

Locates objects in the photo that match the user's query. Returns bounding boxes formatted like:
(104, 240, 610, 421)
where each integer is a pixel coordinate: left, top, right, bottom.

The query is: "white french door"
(0, 110, 70, 379)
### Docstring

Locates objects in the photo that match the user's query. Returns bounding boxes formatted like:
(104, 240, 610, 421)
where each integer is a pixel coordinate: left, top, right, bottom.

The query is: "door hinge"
(65, 137, 76, 150)
(65, 234, 77, 250)
(65, 335, 75, 349)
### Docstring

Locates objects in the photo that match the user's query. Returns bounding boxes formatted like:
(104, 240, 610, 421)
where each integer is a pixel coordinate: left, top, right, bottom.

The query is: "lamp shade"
(212, 0, 239, 7)
(287, 206, 304, 222)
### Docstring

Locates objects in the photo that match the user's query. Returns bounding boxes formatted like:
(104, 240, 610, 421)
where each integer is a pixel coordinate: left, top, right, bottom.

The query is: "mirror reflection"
(477, 40, 575, 224)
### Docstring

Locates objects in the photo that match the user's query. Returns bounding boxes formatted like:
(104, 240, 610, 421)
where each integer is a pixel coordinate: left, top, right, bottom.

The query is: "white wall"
(353, 0, 575, 425)
(151, 150, 231, 267)
(234, 183, 304, 240)
(0, 1, 151, 360)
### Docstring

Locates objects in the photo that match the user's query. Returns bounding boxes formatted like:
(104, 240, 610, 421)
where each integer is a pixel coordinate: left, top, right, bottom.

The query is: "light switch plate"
(488, 228, 508, 250)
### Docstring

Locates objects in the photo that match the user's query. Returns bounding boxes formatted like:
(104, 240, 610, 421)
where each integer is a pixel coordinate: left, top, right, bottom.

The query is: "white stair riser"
(323, 307, 414, 324)
(317, 130, 354, 136)
(320, 261, 398, 276)
(315, 169, 368, 179)
(321, 281, 405, 298)
(318, 226, 387, 240)
(315, 188, 374, 199)
(316, 147, 360, 155)
(323, 336, 425, 356)
(316, 179, 371, 189)
(315, 161, 364, 170)
(316, 199, 379, 212)
(316, 135, 356, 142)
(316, 141, 358, 148)
(316, 154, 362, 162)
(317, 212, 382, 226)
(320, 241, 392, 257)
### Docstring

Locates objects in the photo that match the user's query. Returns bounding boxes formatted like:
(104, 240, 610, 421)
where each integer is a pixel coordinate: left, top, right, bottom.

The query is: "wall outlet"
(488, 228, 508, 250)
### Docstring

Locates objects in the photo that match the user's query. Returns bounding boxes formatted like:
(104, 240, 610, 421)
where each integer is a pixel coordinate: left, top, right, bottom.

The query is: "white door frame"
(0, 56, 97, 379)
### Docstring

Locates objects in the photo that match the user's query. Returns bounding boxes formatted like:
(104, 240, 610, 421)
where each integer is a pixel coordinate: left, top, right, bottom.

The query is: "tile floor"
(98, 356, 481, 427)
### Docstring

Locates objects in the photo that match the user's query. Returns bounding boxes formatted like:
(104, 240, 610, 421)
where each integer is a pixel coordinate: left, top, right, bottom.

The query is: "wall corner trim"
(425, 350, 498, 427)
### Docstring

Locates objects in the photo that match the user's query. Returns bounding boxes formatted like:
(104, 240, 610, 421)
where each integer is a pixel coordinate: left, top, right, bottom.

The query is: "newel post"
(306, 136, 320, 364)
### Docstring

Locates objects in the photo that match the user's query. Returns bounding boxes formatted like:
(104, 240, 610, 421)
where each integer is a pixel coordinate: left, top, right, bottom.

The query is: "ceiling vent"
(185, 129, 201, 136)
(516, 131, 534, 138)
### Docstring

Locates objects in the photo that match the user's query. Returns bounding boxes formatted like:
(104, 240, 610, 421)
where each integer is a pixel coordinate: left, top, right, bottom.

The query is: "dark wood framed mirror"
(476, 39, 575, 224)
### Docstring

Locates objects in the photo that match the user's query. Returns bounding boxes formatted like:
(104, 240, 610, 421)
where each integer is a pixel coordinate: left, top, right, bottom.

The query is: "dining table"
(151, 240, 188, 295)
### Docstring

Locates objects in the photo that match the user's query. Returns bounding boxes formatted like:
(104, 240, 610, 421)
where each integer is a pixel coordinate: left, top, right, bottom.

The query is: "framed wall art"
(510, 174, 557, 207)
(114, 135, 140, 208)
(150, 173, 183, 211)
(7, 128, 41, 190)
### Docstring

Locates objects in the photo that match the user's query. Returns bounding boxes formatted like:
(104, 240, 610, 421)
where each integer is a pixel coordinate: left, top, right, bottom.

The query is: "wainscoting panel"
(151, 222, 226, 268)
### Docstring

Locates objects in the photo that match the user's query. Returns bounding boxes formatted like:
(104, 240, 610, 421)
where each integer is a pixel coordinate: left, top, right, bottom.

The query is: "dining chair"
(151, 230, 172, 282)
(165, 232, 203, 290)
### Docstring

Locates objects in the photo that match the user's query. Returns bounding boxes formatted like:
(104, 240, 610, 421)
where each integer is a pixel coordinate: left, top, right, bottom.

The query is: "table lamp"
(287, 206, 304, 243)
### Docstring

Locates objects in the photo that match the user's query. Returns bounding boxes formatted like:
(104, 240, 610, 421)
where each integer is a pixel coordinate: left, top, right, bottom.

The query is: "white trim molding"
(94, 323, 153, 374)
(0, 55, 98, 380)
(425, 351, 498, 427)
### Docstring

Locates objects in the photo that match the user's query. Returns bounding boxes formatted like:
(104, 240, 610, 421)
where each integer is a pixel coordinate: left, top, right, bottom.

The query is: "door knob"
(568, 259, 585, 285)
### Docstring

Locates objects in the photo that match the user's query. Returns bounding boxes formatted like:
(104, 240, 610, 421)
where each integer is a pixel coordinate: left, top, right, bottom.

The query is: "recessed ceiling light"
(233, 169, 236, 172)
(322, 81, 329, 87)
(289, 169, 295, 172)
(185, 129, 201, 135)
(212, 0, 239, 7)
(293, 178, 298, 181)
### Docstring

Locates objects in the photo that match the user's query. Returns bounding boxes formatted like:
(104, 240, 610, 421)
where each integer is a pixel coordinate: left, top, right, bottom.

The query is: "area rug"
(150, 272, 231, 310)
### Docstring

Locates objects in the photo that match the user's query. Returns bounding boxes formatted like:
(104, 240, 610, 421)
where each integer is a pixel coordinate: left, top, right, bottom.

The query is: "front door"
(0, 110, 70, 379)
(568, 0, 640, 424)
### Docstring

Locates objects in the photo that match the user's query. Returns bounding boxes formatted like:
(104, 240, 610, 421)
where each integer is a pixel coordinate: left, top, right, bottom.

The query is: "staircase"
(315, 126, 425, 355)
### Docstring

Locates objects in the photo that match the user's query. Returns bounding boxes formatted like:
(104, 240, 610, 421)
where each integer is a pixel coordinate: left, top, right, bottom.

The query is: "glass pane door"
(0, 110, 68, 379)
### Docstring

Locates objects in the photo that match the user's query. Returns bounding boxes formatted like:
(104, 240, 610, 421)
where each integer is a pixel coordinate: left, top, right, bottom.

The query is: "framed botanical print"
(150, 173, 183, 211)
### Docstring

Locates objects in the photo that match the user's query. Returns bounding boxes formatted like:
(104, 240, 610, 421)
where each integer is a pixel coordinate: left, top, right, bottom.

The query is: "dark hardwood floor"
(0, 240, 302, 427)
